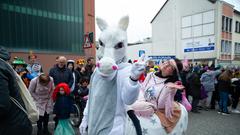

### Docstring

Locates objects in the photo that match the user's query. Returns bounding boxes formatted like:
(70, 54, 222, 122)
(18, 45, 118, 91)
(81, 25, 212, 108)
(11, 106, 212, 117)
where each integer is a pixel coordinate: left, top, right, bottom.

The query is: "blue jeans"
(219, 91, 229, 113)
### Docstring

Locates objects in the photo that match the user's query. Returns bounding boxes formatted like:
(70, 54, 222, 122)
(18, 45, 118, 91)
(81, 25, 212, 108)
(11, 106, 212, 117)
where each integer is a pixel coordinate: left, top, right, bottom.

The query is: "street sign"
(83, 34, 92, 49)
(139, 50, 145, 57)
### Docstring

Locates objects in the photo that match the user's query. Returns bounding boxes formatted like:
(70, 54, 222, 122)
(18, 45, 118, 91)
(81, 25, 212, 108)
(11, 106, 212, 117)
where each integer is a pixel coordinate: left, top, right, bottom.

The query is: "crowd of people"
(180, 62, 240, 115)
(1, 44, 240, 135)
(0, 46, 95, 135)
(128, 58, 240, 116)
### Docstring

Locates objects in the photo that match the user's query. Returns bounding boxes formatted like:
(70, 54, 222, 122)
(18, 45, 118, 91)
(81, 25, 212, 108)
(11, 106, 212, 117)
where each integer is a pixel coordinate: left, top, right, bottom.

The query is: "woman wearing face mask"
(29, 73, 54, 135)
(52, 83, 75, 135)
(67, 60, 81, 93)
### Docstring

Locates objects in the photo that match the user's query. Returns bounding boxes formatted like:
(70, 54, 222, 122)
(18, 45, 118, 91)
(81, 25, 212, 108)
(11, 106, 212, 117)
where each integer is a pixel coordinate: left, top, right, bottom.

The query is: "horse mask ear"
(96, 17, 108, 31)
(118, 15, 129, 31)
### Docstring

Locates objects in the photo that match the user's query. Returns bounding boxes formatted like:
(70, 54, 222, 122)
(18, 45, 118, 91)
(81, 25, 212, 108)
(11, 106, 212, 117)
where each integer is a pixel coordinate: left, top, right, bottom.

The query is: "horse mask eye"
(114, 42, 124, 49)
(99, 40, 105, 47)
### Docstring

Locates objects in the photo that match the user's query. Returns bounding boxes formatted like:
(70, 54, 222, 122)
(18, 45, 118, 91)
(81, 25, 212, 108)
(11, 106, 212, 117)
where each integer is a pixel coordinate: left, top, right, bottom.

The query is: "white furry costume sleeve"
(120, 63, 140, 105)
(81, 63, 140, 135)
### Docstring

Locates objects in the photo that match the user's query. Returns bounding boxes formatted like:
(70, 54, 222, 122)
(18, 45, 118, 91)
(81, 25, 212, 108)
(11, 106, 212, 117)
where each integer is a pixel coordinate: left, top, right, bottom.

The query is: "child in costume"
(12, 57, 33, 87)
(52, 83, 75, 135)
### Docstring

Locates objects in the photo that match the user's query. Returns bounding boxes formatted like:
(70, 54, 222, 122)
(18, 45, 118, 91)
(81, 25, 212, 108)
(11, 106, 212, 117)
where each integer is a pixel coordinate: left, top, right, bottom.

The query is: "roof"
(222, 0, 240, 12)
(151, 0, 240, 23)
(150, 0, 169, 23)
(234, 9, 240, 15)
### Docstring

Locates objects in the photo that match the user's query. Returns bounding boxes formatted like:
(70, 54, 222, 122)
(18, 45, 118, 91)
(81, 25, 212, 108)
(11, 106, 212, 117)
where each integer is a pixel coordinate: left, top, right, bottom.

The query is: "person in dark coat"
(85, 57, 95, 79)
(49, 56, 73, 88)
(231, 77, 240, 113)
(49, 56, 73, 128)
(0, 46, 32, 135)
(187, 70, 201, 113)
(218, 70, 232, 115)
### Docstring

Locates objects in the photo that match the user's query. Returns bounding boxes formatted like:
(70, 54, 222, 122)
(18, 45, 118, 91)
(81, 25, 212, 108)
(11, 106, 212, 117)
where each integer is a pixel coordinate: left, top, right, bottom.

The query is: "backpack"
(0, 58, 39, 123)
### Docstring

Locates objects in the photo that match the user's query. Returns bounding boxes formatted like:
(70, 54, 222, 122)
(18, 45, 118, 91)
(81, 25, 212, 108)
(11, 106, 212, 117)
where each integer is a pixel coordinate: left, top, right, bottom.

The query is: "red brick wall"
(222, 3, 234, 17)
(221, 32, 232, 40)
(220, 3, 234, 60)
(83, 0, 96, 58)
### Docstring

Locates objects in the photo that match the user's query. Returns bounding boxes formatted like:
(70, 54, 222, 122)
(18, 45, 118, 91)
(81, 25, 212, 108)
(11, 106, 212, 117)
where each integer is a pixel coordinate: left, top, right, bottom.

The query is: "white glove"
(79, 116, 88, 135)
(130, 54, 150, 80)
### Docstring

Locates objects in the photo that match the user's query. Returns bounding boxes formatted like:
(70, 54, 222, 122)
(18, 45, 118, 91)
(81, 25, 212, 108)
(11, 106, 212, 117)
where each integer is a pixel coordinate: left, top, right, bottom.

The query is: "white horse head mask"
(96, 16, 129, 77)
(96, 16, 129, 63)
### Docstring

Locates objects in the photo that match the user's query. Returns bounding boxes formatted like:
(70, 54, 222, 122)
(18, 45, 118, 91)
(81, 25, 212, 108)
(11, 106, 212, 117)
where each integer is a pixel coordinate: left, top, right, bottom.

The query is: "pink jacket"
(29, 77, 54, 116)
(139, 72, 177, 118)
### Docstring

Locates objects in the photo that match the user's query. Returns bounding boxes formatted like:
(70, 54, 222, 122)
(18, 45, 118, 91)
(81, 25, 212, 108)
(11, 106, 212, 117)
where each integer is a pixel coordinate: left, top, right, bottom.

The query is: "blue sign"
(184, 43, 215, 52)
(184, 46, 214, 52)
(139, 50, 145, 57)
(148, 55, 176, 64)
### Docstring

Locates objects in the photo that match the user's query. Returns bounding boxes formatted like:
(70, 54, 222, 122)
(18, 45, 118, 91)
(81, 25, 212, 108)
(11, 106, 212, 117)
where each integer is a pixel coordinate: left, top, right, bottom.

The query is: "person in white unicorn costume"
(79, 16, 188, 135)
(79, 16, 147, 135)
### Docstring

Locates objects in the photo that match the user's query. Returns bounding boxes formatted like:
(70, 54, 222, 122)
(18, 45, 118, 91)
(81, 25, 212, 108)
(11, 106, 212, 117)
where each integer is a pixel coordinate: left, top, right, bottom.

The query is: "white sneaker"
(221, 112, 230, 116)
(231, 109, 240, 114)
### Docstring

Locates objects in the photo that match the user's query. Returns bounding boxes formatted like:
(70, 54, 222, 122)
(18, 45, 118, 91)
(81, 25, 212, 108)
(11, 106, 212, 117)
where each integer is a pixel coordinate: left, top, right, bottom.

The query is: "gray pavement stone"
(32, 109, 240, 135)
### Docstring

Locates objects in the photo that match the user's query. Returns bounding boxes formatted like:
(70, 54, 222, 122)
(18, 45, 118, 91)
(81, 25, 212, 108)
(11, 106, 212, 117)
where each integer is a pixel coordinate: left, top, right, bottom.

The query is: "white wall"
(152, 0, 175, 56)
(176, 0, 217, 60)
(127, 42, 152, 61)
(152, 0, 218, 60)
(233, 13, 240, 54)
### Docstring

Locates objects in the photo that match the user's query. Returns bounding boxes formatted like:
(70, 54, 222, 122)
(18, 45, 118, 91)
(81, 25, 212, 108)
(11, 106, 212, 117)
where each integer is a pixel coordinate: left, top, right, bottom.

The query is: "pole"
(191, 0, 194, 64)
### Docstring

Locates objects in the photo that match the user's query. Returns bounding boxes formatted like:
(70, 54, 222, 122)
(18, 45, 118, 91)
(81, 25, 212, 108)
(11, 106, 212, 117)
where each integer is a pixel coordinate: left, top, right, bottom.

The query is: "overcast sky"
(95, 0, 167, 43)
(95, 0, 240, 43)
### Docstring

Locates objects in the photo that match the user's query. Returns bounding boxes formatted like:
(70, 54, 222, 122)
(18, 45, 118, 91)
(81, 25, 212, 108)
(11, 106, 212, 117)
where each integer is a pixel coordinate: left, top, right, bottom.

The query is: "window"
(228, 41, 232, 53)
(222, 16, 233, 33)
(0, 1, 84, 54)
(229, 18, 232, 32)
(236, 21, 240, 33)
(235, 42, 240, 54)
(27, 8, 32, 15)
(38, 10, 43, 16)
(32, 9, 37, 16)
(226, 17, 228, 31)
(222, 16, 225, 31)
(221, 40, 225, 52)
(15, 6, 20, 12)
(21, 7, 27, 14)
(43, 11, 48, 17)
(236, 21, 239, 32)
(221, 40, 232, 53)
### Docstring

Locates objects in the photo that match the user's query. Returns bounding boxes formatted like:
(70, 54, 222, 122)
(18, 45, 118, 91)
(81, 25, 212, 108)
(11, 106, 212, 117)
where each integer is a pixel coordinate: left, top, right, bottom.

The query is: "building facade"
(151, 0, 240, 66)
(0, 0, 95, 72)
(127, 38, 152, 62)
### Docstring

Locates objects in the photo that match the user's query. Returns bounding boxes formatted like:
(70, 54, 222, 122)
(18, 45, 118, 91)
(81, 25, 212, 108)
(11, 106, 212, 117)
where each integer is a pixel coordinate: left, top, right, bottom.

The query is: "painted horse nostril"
(96, 62, 100, 67)
(112, 65, 118, 70)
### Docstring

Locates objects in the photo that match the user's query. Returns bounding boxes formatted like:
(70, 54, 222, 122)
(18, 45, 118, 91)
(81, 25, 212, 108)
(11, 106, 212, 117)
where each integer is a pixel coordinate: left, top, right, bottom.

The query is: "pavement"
(186, 109, 240, 135)
(32, 109, 240, 135)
